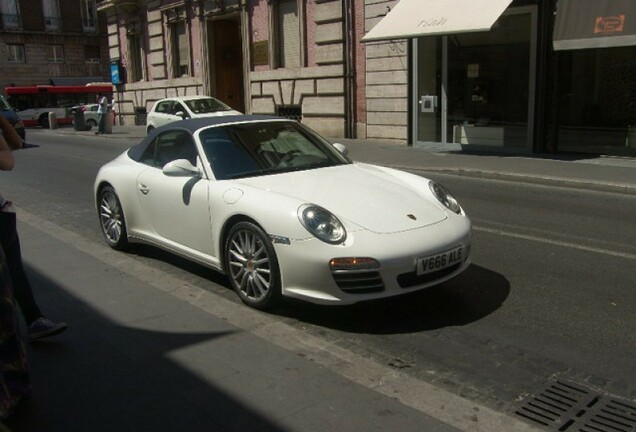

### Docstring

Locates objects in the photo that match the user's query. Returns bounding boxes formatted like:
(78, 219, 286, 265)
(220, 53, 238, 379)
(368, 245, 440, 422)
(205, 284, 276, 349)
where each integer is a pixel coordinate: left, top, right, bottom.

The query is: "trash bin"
(103, 110, 113, 134)
(72, 108, 91, 131)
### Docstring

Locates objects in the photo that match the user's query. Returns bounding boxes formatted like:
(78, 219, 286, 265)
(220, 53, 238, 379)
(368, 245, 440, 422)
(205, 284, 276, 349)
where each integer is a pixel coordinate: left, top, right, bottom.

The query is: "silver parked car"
(145, 96, 241, 134)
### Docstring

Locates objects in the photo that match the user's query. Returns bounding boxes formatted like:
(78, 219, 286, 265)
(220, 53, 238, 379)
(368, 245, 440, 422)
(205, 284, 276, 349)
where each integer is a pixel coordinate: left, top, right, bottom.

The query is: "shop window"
(0, 0, 20, 29)
(81, 0, 97, 32)
(85, 45, 100, 63)
(48, 45, 64, 63)
(7, 44, 24, 62)
(274, 0, 304, 68)
(42, 0, 61, 31)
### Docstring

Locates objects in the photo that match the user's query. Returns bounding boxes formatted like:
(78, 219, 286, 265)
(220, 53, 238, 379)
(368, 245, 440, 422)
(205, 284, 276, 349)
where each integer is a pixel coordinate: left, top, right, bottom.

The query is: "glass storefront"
(412, 7, 537, 151)
(556, 46, 636, 156)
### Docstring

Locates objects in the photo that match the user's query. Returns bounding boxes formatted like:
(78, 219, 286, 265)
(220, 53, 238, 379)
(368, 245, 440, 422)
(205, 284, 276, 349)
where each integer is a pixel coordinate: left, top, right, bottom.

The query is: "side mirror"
(175, 111, 187, 119)
(163, 159, 201, 177)
(332, 142, 348, 156)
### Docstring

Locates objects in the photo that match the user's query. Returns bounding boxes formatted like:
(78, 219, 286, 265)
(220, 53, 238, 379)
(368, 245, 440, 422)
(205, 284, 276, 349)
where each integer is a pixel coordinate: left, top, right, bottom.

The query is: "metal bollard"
(48, 112, 58, 129)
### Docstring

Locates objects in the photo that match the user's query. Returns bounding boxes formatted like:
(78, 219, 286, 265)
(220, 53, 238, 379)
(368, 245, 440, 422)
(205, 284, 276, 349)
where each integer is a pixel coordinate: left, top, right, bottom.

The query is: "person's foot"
(27, 317, 67, 341)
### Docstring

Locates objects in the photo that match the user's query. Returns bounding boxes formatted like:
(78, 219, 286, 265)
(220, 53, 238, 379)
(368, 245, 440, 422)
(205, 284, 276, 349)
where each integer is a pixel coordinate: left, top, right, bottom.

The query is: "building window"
(85, 45, 100, 63)
(7, 44, 25, 62)
(81, 0, 97, 32)
(0, 0, 20, 28)
(171, 20, 190, 76)
(165, 7, 190, 78)
(127, 33, 143, 82)
(42, 0, 61, 30)
(276, 0, 303, 68)
(48, 45, 64, 63)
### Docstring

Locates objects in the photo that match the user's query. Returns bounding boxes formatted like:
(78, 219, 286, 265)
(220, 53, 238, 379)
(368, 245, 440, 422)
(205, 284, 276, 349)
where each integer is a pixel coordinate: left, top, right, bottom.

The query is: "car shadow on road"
(124, 246, 509, 335)
(273, 264, 510, 335)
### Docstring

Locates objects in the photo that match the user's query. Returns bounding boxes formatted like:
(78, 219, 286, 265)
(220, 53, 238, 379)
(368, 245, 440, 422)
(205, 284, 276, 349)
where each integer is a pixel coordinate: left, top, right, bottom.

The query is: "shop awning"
(553, 0, 636, 50)
(361, 0, 513, 43)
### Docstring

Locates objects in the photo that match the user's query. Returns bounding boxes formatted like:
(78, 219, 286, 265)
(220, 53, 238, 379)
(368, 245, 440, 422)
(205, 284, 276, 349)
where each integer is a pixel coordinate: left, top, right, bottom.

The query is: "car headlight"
(298, 204, 347, 244)
(429, 181, 462, 214)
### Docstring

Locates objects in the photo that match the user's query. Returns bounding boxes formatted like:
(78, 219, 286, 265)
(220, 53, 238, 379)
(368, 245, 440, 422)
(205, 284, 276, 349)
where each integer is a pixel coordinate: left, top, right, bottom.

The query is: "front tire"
(98, 186, 129, 251)
(86, 119, 97, 127)
(225, 222, 281, 310)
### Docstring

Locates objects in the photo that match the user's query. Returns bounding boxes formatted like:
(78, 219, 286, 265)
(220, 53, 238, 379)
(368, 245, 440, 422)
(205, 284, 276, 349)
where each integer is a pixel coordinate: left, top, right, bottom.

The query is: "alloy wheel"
(99, 189, 123, 246)
(227, 228, 273, 302)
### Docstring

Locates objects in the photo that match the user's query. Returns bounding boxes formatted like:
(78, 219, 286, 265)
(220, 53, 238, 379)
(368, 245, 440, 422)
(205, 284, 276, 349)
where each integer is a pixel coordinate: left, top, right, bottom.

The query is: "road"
(5, 130, 636, 420)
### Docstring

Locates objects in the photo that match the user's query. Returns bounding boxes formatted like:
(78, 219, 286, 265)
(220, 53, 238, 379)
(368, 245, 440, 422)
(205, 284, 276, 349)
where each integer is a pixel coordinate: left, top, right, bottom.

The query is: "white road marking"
(474, 226, 636, 261)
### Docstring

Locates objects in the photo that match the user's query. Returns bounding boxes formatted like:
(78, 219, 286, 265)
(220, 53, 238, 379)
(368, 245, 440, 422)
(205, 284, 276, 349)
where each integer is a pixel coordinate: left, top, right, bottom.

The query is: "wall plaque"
(252, 40, 269, 66)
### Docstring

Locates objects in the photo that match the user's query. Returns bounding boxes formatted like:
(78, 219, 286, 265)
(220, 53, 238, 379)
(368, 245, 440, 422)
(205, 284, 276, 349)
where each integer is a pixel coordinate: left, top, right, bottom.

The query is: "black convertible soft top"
(127, 115, 286, 162)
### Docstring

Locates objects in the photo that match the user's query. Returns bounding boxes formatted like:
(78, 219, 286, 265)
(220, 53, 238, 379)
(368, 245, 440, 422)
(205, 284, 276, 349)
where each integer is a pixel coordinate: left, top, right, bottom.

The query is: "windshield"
(184, 97, 233, 114)
(200, 121, 351, 180)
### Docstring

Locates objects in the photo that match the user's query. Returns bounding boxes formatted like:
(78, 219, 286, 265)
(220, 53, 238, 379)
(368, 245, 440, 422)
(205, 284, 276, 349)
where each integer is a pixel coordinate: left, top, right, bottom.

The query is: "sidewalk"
(44, 124, 636, 195)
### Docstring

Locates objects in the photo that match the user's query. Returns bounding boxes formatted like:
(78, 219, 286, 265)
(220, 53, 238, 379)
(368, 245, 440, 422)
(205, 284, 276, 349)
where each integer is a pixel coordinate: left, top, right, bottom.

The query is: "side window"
(155, 101, 171, 114)
(139, 130, 197, 167)
(139, 137, 161, 167)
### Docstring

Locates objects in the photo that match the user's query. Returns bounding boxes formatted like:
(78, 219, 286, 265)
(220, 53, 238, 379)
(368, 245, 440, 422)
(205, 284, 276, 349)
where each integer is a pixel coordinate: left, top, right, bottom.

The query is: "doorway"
(210, 19, 245, 113)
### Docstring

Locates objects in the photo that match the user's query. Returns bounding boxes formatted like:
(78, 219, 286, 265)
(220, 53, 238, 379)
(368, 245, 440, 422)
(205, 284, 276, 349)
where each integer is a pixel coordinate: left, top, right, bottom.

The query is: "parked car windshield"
(184, 97, 234, 114)
(199, 121, 351, 180)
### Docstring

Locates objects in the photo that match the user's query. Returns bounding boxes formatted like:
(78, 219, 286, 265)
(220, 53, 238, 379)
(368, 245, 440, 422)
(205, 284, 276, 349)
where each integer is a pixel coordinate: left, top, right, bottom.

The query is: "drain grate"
(515, 379, 636, 431)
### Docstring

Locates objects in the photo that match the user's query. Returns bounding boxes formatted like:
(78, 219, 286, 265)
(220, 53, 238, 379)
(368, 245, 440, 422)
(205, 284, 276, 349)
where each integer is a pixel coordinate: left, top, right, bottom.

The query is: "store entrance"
(413, 6, 536, 151)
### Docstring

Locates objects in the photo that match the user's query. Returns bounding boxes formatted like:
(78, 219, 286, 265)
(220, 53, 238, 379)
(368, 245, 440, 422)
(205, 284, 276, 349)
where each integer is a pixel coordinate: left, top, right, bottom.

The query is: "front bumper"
(274, 217, 472, 304)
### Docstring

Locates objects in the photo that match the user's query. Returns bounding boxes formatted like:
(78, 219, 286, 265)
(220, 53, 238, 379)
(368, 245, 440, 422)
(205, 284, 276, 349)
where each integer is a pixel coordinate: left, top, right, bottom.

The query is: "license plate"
(417, 246, 464, 275)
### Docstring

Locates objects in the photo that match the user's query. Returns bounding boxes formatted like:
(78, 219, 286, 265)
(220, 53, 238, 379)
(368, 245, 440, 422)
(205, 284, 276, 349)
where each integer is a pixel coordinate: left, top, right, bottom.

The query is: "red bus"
(5, 84, 113, 128)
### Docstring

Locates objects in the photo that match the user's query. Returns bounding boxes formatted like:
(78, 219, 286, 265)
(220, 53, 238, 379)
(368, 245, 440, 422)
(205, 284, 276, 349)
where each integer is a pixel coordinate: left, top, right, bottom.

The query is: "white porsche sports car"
(94, 115, 471, 309)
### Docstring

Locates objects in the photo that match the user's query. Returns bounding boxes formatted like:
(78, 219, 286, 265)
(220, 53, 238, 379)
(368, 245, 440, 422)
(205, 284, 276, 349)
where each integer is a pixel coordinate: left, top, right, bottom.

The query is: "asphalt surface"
(2, 124, 635, 432)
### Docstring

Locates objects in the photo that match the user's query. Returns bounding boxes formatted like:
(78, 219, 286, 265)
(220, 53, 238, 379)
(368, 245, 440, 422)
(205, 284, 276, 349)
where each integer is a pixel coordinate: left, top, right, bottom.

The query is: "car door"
(136, 129, 214, 256)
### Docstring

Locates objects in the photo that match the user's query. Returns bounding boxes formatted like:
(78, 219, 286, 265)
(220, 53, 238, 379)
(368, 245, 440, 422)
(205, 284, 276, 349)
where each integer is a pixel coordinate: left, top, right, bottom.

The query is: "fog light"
(329, 257, 380, 271)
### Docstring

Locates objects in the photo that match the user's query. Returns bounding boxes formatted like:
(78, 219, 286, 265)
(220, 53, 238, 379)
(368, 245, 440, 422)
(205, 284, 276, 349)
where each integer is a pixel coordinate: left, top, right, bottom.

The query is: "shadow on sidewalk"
(4, 266, 294, 432)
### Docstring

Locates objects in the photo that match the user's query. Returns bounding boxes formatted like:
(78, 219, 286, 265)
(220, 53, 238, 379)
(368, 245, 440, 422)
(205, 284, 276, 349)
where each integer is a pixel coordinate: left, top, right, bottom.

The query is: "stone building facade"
(97, 0, 367, 139)
(0, 0, 109, 91)
(363, 0, 406, 143)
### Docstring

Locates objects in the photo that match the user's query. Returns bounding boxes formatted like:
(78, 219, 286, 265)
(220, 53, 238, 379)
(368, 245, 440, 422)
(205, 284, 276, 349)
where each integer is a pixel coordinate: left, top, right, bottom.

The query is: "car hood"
(235, 163, 447, 234)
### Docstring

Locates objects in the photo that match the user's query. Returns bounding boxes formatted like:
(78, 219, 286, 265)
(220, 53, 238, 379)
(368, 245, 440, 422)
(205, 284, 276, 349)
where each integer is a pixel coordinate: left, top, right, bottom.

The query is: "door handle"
(138, 183, 150, 195)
